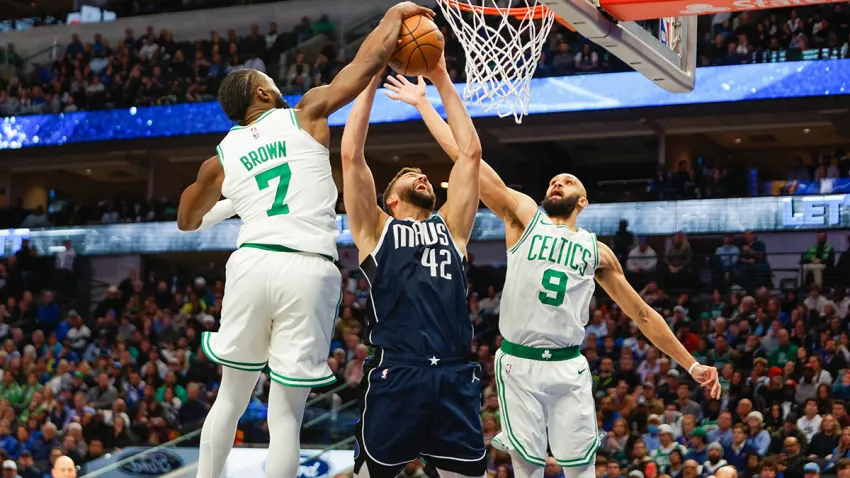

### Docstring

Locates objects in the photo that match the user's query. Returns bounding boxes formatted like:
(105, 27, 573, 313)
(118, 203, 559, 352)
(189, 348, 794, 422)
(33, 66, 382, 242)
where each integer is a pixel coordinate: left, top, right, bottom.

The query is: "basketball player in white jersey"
(383, 75, 721, 478)
(176, 4, 434, 477)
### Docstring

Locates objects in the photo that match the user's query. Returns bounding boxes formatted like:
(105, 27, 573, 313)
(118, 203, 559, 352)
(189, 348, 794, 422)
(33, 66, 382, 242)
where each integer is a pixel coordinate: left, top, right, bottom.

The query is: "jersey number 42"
(421, 247, 452, 280)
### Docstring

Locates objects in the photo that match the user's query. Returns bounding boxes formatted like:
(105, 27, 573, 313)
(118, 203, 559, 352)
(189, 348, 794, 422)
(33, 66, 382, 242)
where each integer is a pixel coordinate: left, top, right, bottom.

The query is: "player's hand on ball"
(691, 364, 721, 399)
(392, 2, 435, 20)
(384, 74, 427, 107)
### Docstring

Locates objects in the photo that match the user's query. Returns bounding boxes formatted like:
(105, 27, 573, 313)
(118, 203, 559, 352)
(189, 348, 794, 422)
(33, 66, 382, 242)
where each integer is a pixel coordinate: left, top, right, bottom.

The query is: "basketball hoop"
(436, 0, 559, 123)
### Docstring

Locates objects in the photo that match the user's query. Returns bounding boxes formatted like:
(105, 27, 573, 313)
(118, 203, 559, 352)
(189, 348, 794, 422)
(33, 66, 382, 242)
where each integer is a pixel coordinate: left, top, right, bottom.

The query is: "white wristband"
(687, 362, 698, 375)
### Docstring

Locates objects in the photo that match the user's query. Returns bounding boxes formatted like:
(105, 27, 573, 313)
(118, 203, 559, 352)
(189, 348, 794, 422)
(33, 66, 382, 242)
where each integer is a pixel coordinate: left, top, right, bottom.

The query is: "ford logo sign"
(297, 453, 332, 478)
(118, 450, 184, 476)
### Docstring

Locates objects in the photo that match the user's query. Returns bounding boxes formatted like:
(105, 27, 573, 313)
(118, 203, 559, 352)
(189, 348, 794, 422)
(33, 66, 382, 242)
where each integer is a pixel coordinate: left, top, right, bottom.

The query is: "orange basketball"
(389, 15, 444, 77)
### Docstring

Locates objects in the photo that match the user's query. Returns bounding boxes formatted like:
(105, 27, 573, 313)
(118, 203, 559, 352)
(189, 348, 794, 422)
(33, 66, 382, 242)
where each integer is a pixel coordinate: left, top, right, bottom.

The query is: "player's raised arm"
(426, 59, 481, 253)
(383, 74, 538, 237)
(296, 3, 433, 128)
(177, 156, 225, 231)
(594, 241, 721, 398)
(341, 75, 389, 256)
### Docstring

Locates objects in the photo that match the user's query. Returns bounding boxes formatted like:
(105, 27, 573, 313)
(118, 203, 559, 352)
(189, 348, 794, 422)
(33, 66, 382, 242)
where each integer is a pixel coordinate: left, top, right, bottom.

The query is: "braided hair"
(217, 69, 257, 126)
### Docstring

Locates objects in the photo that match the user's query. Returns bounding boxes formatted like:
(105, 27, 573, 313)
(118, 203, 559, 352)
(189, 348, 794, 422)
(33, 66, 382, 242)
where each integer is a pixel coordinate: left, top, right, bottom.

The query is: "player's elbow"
(340, 149, 364, 166)
(631, 303, 653, 329)
(176, 216, 199, 232)
(459, 145, 483, 164)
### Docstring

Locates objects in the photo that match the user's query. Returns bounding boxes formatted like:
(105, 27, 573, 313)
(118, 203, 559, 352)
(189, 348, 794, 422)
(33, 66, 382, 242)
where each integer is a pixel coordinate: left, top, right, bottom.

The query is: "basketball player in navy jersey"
(341, 59, 485, 478)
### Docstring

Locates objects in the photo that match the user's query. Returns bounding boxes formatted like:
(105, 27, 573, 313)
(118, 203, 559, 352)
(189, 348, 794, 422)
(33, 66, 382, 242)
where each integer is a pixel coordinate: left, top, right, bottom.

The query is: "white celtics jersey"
(218, 108, 339, 260)
(499, 210, 599, 348)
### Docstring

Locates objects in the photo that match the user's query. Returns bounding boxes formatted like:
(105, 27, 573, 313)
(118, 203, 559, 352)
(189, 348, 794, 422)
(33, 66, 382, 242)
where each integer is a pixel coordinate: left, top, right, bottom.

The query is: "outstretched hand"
(384, 74, 427, 107)
(691, 364, 721, 399)
(391, 2, 436, 20)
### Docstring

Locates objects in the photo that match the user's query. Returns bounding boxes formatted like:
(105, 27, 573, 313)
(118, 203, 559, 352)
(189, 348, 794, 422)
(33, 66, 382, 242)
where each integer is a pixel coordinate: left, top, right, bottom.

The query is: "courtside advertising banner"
(82, 448, 353, 478)
(225, 449, 353, 478)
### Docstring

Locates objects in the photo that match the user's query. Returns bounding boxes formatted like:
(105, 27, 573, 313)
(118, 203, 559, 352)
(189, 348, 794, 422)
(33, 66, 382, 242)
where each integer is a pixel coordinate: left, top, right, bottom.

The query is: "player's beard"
(542, 192, 580, 218)
(398, 185, 437, 211)
(275, 95, 290, 109)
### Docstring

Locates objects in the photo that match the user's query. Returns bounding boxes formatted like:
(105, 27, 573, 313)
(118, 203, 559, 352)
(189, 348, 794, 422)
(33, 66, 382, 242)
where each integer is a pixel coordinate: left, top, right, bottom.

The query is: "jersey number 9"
(539, 268, 568, 307)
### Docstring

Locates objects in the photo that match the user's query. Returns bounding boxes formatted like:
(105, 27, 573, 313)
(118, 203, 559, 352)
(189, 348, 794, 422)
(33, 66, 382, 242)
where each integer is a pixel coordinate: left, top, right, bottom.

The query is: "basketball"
(389, 15, 444, 77)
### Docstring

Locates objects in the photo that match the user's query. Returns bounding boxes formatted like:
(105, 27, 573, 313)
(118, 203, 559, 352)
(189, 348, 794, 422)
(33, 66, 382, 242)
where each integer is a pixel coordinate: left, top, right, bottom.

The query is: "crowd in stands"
(0, 14, 340, 117)
(703, 7, 850, 66)
(1, 4, 849, 117)
(0, 204, 843, 476)
(0, 196, 179, 230)
(787, 152, 850, 183)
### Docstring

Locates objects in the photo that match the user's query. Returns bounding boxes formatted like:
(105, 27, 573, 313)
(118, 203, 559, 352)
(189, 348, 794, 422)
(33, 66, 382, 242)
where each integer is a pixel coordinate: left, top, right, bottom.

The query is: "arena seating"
(0, 4, 848, 117)
(0, 226, 846, 475)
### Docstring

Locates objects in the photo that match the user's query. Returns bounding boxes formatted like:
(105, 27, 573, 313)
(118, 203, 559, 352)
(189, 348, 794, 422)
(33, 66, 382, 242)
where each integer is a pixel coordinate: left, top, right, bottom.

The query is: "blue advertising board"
(1, 60, 848, 150)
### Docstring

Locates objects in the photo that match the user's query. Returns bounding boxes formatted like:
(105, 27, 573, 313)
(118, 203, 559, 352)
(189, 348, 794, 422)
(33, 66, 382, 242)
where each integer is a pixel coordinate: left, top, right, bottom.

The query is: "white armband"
(197, 199, 236, 231)
(687, 361, 698, 375)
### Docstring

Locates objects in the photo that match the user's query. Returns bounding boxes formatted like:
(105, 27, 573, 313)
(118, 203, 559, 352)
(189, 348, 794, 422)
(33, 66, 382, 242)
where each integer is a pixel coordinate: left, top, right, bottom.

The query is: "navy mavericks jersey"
(360, 215, 471, 358)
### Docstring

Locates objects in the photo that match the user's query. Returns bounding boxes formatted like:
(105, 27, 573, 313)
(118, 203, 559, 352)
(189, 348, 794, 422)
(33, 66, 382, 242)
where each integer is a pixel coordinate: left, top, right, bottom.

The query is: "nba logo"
(382, 369, 389, 379)
(505, 364, 512, 376)
(251, 125, 260, 139)
(659, 18, 673, 47)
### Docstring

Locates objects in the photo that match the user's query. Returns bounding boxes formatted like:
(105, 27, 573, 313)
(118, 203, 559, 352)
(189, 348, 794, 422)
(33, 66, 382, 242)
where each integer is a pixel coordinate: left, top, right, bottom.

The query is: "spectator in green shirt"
(19, 372, 39, 408)
(155, 372, 187, 404)
(802, 231, 835, 287)
(0, 372, 23, 406)
(770, 329, 799, 368)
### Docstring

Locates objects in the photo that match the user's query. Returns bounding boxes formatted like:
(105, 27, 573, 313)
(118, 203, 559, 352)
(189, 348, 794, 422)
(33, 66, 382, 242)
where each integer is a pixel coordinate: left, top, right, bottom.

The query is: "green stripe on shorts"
(269, 370, 337, 388)
(495, 352, 546, 466)
(201, 331, 267, 372)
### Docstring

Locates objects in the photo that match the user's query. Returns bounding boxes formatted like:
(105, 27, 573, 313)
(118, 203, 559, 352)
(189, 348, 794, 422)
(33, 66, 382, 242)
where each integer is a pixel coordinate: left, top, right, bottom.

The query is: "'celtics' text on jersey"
(499, 211, 599, 348)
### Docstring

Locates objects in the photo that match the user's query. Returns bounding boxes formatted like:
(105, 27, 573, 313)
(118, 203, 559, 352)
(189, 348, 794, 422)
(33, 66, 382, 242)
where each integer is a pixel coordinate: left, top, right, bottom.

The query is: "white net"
(436, 0, 556, 123)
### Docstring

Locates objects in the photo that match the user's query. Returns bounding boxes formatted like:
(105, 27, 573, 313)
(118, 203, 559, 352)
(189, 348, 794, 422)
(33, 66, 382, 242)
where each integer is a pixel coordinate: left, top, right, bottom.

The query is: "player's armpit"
(177, 156, 225, 231)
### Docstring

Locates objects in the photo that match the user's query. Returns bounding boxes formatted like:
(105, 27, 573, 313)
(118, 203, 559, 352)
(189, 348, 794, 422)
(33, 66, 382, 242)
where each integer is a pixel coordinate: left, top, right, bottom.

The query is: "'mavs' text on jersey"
(392, 221, 451, 249)
(238, 141, 287, 172)
(526, 234, 592, 276)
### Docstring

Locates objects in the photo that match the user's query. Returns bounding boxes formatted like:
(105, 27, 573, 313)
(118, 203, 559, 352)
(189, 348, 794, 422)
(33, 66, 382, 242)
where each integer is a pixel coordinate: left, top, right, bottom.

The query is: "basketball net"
(436, 0, 556, 123)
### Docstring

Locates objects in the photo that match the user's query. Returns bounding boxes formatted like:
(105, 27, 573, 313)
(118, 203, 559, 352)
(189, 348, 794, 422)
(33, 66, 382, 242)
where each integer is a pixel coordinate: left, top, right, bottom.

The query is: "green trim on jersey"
(230, 108, 276, 130)
(509, 210, 541, 254)
(590, 232, 599, 269)
(216, 145, 225, 168)
(500, 339, 580, 361)
(240, 243, 334, 262)
(495, 352, 547, 466)
(201, 332, 267, 371)
(290, 109, 302, 130)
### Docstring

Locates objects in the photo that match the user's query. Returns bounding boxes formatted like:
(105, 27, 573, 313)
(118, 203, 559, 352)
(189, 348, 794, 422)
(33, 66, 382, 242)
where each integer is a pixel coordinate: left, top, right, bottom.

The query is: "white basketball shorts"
(201, 246, 341, 388)
(492, 340, 602, 468)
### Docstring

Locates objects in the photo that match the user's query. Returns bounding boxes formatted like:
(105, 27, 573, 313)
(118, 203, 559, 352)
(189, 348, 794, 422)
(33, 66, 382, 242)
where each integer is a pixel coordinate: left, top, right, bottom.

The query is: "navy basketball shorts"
(354, 351, 487, 478)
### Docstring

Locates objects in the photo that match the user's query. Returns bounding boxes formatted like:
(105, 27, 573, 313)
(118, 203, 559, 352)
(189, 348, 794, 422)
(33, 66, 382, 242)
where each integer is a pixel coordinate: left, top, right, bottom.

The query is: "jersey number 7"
(255, 163, 292, 216)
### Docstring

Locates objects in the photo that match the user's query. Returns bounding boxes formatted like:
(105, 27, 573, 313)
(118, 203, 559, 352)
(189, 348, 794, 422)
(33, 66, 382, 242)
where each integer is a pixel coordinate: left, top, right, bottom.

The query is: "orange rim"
(441, 0, 551, 19)
(440, 0, 575, 30)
